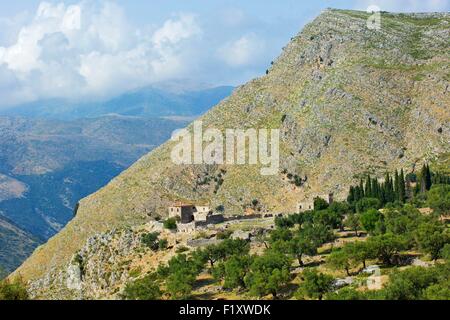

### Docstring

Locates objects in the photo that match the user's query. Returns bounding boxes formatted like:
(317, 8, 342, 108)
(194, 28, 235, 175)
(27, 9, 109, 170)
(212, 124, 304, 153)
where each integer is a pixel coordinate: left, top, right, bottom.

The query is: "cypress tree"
(420, 164, 428, 193)
(371, 178, 379, 200)
(365, 175, 372, 198)
(384, 172, 393, 203)
(399, 169, 406, 203)
(347, 186, 355, 203)
(394, 170, 400, 201)
(359, 179, 365, 199)
(425, 165, 432, 191)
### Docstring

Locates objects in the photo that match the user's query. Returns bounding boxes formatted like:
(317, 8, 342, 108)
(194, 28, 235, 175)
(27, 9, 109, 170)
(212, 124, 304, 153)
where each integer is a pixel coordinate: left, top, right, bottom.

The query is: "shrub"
(314, 197, 329, 211)
(217, 254, 253, 289)
(244, 250, 292, 298)
(366, 233, 408, 265)
(360, 209, 383, 233)
(441, 244, 450, 261)
(426, 184, 450, 214)
(216, 230, 232, 240)
(414, 221, 448, 260)
(141, 232, 160, 250)
(164, 218, 178, 230)
(122, 273, 161, 300)
(296, 269, 334, 300)
(158, 239, 169, 250)
(356, 198, 381, 213)
(0, 278, 29, 300)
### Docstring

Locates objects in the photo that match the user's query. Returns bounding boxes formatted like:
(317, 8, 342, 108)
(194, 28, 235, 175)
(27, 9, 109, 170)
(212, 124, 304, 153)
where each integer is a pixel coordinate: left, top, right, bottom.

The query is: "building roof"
(170, 202, 194, 208)
(170, 201, 210, 208)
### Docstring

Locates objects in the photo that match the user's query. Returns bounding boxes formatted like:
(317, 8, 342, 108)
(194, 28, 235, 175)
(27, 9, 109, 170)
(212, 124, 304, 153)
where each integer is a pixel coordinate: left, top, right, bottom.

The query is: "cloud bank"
(0, 2, 209, 106)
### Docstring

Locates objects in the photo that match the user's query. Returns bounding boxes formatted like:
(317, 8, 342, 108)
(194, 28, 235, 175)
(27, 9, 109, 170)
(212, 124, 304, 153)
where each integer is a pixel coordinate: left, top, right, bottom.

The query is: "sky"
(0, 0, 448, 108)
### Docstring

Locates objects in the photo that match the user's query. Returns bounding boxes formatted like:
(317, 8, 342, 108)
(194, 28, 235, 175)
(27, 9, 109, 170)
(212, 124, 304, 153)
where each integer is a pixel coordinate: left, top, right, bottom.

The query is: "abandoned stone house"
(169, 202, 206, 223)
(168, 202, 224, 232)
(297, 193, 334, 213)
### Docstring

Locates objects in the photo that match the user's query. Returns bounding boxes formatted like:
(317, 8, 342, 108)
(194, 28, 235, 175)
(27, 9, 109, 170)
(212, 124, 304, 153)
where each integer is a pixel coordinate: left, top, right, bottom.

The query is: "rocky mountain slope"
(14, 9, 450, 287)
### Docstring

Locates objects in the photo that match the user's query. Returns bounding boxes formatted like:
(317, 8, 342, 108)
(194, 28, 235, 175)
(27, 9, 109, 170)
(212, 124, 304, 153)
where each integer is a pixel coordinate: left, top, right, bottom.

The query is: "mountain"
(13, 8, 450, 292)
(0, 86, 235, 120)
(0, 216, 40, 274)
(0, 115, 190, 272)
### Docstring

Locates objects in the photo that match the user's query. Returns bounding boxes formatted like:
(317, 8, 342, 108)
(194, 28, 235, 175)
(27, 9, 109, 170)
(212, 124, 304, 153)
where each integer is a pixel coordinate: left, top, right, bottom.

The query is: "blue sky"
(0, 0, 448, 107)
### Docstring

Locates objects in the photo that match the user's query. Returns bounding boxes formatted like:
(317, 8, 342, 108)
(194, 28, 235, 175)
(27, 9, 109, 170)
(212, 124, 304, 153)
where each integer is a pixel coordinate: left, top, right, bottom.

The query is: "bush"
(366, 233, 408, 265)
(414, 221, 448, 260)
(158, 239, 169, 250)
(244, 250, 292, 298)
(314, 197, 329, 211)
(141, 232, 160, 250)
(360, 209, 383, 234)
(296, 269, 334, 300)
(122, 273, 161, 300)
(216, 230, 232, 240)
(383, 266, 442, 300)
(0, 278, 29, 300)
(217, 254, 253, 289)
(426, 184, 450, 214)
(160, 254, 203, 300)
(164, 218, 178, 230)
(356, 198, 381, 213)
(441, 244, 450, 261)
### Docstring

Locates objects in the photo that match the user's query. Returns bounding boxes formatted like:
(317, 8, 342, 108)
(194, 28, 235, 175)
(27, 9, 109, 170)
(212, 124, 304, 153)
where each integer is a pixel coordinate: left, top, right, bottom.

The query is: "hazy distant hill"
(13, 9, 449, 290)
(0, 115, 190, 272)
(0, 86, 235, 120)
(0, 215, 40, 274)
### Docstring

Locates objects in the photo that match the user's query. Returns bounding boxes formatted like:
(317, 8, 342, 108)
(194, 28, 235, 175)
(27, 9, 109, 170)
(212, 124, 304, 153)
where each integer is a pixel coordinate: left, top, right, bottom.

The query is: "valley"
(0, 87, 233, 272)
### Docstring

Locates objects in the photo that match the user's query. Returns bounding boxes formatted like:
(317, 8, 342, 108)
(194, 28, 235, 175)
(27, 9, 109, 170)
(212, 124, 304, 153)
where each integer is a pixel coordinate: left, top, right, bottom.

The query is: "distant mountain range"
(0, 86, 234, 273)
(0, 86, 235, 120)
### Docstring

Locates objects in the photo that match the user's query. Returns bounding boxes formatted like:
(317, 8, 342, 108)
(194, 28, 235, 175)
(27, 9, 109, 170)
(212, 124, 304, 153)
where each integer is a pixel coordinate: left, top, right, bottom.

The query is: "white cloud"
(0, 2, 203, 105)
(217, 33, 265, 67)
(152, 13, 202, 49)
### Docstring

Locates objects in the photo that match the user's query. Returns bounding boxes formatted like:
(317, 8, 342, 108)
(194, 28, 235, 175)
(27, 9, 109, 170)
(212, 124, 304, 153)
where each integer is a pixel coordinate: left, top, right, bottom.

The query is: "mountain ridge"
(13, 9, 450, 285)
(0, 86, 235, 120)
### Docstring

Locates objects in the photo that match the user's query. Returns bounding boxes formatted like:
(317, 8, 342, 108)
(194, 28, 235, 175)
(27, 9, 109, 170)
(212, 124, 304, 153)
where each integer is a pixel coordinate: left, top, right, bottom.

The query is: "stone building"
(297, 193, 334, 213)
(168, 202, 198, 224)
(297, 200, 314, 213)
(168, 202, 222, 232)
